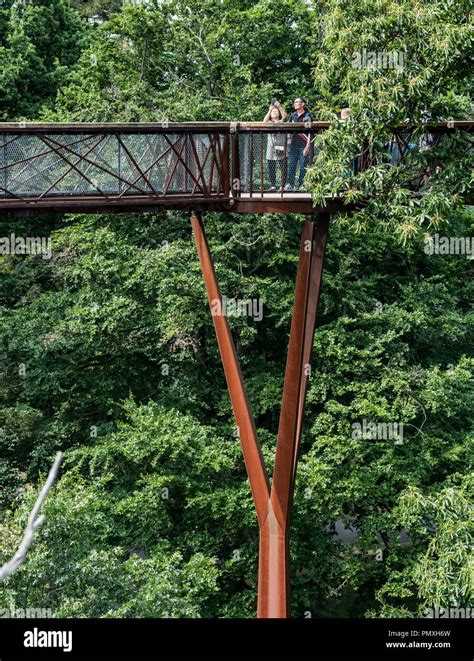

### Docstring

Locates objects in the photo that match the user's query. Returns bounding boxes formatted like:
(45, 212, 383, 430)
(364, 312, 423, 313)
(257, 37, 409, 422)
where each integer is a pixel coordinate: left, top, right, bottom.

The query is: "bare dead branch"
(0, 452, 63, 582)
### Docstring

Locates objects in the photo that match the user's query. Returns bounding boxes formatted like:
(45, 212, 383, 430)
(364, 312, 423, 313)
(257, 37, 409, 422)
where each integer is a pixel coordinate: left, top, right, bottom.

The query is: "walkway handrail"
(0, 120, 471, 132)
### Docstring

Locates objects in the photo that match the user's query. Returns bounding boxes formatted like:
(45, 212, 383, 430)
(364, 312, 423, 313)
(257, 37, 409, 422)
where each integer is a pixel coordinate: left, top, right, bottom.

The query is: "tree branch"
(184, 24, 213, 67)
(0, 452, 63, 582)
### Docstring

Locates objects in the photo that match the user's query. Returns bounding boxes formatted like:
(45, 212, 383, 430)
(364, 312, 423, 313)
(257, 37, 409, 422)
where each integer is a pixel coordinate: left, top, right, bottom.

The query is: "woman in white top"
(263, 101, 287, 190)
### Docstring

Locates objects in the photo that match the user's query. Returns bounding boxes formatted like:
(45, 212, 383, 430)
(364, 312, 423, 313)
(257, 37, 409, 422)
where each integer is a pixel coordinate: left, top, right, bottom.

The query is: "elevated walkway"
(0, 121, 471, 215)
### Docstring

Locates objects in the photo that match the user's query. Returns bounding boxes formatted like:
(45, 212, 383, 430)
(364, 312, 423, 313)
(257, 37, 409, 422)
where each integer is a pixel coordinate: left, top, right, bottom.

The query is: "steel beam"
(191, 212, 330, 618)
(257, 214, 329, 618)
(294, 214, 330, 479)
(190, 212, 270, 526)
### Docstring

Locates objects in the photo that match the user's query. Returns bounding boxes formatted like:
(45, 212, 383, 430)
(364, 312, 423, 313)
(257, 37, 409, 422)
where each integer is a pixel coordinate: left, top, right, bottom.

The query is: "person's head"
(270, 107, 280, 121)
(340, 107, 351, 121)
(294, 97, 305, 112)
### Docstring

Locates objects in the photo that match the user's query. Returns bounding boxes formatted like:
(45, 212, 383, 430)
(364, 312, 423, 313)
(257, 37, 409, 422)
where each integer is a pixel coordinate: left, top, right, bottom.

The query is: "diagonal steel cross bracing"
(191, 211, 329, 617)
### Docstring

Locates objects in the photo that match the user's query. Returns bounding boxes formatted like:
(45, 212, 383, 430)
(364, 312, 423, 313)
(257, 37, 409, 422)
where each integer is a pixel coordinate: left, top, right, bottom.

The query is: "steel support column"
(258, 214, 329, 617)
(190, 212, 270, 526)
(191, 211, 329, 618)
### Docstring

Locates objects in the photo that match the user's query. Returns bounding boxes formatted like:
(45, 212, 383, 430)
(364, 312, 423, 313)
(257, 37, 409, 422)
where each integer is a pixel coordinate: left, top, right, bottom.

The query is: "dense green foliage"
(0, 0, 472, 618)
(307, 0, 473, 240)
(0, 0, 88, 119)
(48, 0, 313, 122)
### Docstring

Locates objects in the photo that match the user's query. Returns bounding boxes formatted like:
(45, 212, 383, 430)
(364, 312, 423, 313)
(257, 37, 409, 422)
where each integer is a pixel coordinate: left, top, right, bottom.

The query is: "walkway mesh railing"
(0, 121, 471, 210)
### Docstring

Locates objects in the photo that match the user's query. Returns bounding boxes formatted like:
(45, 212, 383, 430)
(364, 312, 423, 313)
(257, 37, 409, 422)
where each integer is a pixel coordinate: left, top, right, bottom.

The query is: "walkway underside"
(0, 193, 348, 216)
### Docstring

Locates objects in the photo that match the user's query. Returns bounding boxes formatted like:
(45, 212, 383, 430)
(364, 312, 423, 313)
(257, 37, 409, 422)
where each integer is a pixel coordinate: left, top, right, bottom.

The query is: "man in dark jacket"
(285, 97, 312, 191)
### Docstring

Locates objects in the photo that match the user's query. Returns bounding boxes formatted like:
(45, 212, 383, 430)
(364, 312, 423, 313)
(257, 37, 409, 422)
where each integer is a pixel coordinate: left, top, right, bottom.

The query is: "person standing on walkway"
(263, 100, 287, 191)
(285, 97, 312, 191)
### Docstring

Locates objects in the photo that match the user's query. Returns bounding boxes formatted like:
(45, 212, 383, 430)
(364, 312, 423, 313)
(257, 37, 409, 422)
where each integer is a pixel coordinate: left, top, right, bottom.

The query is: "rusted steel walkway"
(0, 121, 471, 215)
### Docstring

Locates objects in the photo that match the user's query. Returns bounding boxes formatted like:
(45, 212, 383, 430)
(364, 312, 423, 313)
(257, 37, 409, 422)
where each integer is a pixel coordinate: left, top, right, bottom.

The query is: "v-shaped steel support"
(191, 211, 329, 618)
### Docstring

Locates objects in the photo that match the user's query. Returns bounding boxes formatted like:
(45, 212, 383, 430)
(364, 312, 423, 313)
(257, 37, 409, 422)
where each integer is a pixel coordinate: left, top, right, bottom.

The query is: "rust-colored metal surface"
(258, 215, 329, 618)
(191, 212, 270, 526)
(1, 121, 470, 215)
(294, 214, 330, 476)
(191, 212, 330, 618)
